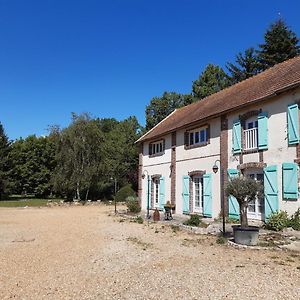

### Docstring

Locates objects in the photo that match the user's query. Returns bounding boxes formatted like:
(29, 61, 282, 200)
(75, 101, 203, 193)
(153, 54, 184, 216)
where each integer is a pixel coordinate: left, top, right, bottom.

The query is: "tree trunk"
(239, 202, 248, 228)
(76, 182, 81, 200)
(85, 188, 89, 201)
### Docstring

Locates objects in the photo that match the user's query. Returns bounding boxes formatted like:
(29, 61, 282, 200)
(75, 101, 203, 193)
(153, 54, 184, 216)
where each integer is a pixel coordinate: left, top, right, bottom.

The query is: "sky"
(0, 0, 300, 140)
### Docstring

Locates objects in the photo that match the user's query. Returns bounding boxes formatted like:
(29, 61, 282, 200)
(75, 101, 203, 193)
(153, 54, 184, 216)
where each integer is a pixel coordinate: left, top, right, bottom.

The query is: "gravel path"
(0, 205, 299, 299)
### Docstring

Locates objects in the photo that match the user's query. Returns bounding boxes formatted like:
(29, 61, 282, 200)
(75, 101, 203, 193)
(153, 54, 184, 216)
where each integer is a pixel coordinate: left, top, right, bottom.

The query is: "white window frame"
(244, 117, 258, 151)
(244, 169, 264, 220)
(188, 126, 208, 146)
(150, 140, 164, 155)
(154, 178, 160, 207)
(193, 176, 203, 213)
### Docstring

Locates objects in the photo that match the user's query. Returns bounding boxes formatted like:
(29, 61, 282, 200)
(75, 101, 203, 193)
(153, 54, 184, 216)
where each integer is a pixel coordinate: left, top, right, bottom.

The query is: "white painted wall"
(227, 87, 300, 215)
(141, 134, 172, 211)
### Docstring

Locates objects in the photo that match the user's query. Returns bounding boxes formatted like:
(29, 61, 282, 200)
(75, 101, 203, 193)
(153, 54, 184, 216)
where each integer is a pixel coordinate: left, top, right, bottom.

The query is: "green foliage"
(265, 211, 289, 231)
(127, 199, 141, 214)
(115, 184, 136, 202)
(288, 208, 300, 231)
(0, 122, 11, 199)
(145, 92, 196, 130)
(226, 176, 263, 228)
(227, 48, 260, 84)
(192, 64, 231, 100)
(0, 198, 61, 207)
(184, 214, 201, 227)
(216, 235, 227, 244)
(258, 19, 300, 70)
(8, 135, 56, 198)
(133, 216, 144, 224)
(52, 113, 103, 200)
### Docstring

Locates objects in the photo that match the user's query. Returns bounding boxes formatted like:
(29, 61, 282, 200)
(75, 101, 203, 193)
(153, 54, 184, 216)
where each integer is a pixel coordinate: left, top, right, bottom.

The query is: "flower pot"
(232, 225, 259, 246)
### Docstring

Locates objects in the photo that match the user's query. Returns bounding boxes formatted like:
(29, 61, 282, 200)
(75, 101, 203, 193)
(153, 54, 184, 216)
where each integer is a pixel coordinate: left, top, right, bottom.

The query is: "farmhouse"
(137, 56, 300, 221)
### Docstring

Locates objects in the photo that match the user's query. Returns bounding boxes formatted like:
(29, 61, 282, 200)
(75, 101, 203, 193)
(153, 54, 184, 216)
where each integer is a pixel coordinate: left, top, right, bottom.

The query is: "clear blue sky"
(1, 0, 300, 140)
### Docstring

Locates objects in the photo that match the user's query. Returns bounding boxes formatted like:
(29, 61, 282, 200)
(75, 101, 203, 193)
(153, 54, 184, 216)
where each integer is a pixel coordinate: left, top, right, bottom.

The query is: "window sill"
(185, 142, 209, 150)
(242, 148, 259, 154)
(149, 151, 165, 158)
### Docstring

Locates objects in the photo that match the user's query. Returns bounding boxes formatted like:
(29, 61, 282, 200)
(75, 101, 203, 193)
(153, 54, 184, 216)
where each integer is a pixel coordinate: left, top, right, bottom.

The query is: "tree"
(145, 92, 195, 130)
(258, 19, 300, 70)
(227, 48, 260, 84)
(99, 116, 141, 192)
(52, 113, 103, 200)
(226, 176, 263, 228)
(192, 64, 231, 100)
(8, 135, 56, 197)
(0, 122, 11, 199)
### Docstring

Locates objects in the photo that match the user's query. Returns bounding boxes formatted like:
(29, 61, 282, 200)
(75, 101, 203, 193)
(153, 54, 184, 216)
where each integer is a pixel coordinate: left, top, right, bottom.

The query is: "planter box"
(232, 225, 259, 246)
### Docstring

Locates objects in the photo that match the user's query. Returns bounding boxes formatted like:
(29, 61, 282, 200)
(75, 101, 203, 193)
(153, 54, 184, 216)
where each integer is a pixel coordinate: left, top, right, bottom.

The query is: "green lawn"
(0, 198, 62, 207)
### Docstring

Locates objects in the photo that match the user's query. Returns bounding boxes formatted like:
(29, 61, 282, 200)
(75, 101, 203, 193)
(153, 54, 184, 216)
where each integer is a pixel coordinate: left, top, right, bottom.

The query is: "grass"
(0, 198, 62, 207)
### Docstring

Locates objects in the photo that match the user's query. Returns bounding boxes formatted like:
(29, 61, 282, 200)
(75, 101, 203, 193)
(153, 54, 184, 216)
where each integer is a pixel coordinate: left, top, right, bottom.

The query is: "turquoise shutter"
(159, 177, 165, 210)
(203, 173, 212, 217)
(287, 104, 299, 145)
(227, 169, 240, 219)
(232, 120, 242, 154)
(282, 163, 298, 200)
(258, 112, 268, 150)
(182, 175, 190, 214)
(264, 165, 279, 219)
(146, 176, 151, 210)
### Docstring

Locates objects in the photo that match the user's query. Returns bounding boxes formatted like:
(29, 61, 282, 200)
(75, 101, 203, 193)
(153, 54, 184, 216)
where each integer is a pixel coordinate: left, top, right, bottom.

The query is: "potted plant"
(226, 176, 263, 245)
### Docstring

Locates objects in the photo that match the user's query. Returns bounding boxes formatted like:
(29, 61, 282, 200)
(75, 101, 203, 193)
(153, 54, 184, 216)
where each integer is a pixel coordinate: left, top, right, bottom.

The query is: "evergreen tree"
(258, 19, 300, 70)
(192, 64, 231, 100)
(145, 92, 195, 130)
(0, 122, 10, 199)
(227, 48, 260, 84)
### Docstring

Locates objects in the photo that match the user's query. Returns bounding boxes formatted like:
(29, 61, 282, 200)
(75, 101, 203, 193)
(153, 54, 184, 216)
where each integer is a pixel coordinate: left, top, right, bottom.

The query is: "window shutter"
(159, 177, 165, 209)
(258, 112, 268, 150)
(184, 132, 189, 146)
(146, 176, 151, 210)
(287, 104, 299, 145)
(232, 120, 242, 154)
(182, 175, 190, 213)
(203, 173, 212, 217)
(148, 143, 152, 155)
(264, 165, 279, 219)
(227, 169, 240, 219)
(282, 163, 298, 200)
(162, 139, 165, 151)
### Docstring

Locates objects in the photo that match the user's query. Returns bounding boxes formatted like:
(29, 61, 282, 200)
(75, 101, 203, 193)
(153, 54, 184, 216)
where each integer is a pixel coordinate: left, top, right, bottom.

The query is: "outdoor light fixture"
(142, 170, 151, 219)
(212, 163, 219, 174)
(212, 159, 226, 236)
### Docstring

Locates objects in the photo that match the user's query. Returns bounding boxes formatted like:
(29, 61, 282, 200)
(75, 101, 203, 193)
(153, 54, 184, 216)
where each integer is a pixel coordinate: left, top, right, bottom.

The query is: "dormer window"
(149, 140, 165, 156)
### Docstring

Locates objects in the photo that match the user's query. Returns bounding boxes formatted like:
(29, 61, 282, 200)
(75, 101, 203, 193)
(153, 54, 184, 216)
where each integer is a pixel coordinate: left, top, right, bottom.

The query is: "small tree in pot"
(226, 176, 263, 245)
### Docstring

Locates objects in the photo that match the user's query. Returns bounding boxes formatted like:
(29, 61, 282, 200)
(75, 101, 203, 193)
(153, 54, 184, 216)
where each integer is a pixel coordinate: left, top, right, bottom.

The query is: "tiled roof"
(138, 56, 300, 143)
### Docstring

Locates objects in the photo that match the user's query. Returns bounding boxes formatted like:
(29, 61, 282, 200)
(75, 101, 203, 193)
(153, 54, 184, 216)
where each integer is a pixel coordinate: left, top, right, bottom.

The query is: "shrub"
(266, 211, 289, 231)
(134, 216, 144, 224)
(289, 208, 300, 231)
(115, 184, 136, 202)
(126, 199, 141, 213)
(184, 214, 201, 227)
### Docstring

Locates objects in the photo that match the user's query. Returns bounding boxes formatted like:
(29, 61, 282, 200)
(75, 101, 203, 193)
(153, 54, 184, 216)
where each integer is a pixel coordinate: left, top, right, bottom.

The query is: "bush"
(126, 199, 141, 213)
(289, 208, 300, 231)
(133, 216, 144, 224)
(115, 184, 136, 202)
(184, 214, 201, 227)
(266, 211, 289, 231)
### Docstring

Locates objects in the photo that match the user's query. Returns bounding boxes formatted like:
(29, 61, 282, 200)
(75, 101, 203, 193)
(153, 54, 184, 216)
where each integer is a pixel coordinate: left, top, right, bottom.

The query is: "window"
(244, 117, 258, 151)
(149, 140, 164, 156)
(193, 176, 204, 213)
(154, 178, 160, 206)
(245, 170, 264, 220)
(186, 126, 209, 147)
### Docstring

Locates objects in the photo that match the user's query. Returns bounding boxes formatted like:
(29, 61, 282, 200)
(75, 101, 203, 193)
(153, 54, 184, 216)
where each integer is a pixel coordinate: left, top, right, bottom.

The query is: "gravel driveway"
(0, 205, 299, 300)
